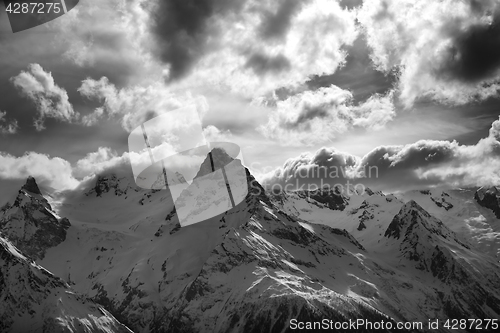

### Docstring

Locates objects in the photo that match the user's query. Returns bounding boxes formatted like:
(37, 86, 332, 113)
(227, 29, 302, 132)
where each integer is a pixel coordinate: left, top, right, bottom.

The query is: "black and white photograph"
(0, 0, 500, 332)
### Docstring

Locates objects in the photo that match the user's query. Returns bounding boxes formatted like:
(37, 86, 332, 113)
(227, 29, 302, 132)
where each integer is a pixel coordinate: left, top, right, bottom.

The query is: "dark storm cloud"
(259, 0, 304, 40)
(440, 12, 500, 83)
(357, 141, 458, 184)
(266, 147, 359, 189)
(310, 147, 358, 167)
(306, 35, 396, 104)
(359, 0, 500, 106)
(245, 53, 291, 75)
(149, 0, 244, 80)
(262, 117, 500, 192)
(282, 106, 329, 129)
(366, 141, 457, 170)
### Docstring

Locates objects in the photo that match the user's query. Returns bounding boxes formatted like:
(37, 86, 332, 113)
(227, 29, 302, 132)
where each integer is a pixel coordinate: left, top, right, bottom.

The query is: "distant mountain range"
(1, 152, 499, 332)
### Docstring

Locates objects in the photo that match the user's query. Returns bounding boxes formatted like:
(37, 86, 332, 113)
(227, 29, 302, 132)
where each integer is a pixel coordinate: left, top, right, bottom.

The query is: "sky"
(0, 0, 499, 200)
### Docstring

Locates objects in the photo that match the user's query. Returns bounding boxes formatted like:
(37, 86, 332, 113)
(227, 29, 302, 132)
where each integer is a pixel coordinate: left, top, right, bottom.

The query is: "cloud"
(245, 53, 291, 75)
(490, 117, 500, 141)
(358, 0, 500, 107)
(81, 108, 104, 127)
(0, 148, 133, 194)
(258, 85, 395, 145)
(148, 0, 245, 80)
(54, 0, 158, 86)
(261, 116, 500, 192)
(259, 0, 304, 40)
(168, 0, 358, 97)
(261, 146, 359, 189)
(10, 64, 78, 131)
(0, 111, 19, 135)
(202, 125, 233, 142)
(78, 76, 208, 132)
(0, 152, 79, 191)
(350, 90, 395, 130)
(73, 147, 129, 180)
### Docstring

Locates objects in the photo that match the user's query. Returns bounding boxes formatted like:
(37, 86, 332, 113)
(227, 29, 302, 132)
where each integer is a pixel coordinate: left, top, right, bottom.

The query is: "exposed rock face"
(194, 147, 235, 178)
(270, 187, 349, 212)
(475, 186, 500, 218)
(0, 177, 71, 260)
(385, 200, 467, 260)
(88, 174, 134, 197)
(0, 236, 132, 333)
(22, 176, 42, 195)
(384, 201, 500, 319)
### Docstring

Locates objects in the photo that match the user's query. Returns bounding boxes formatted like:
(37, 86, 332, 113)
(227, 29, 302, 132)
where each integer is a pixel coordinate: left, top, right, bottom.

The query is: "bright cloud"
(262, 116, 500, 192)
(161, 0, 358, 97)
(10, 64, 78, 131)
(78, 77, 208, 132)
(258, 85, 395, 145)
(358, 0, 500, 107)
(0, 152, 79, 190)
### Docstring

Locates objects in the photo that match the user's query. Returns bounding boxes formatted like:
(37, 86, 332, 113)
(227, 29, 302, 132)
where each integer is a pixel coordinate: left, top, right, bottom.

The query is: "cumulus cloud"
(167, 0, 358, 97)
(202, 125, 233, 142)
(55, 0, 158, 85)
(0, 111, 19, 135)
(358, 0, 500, 107)
(73, 147, 129, 180)
(10, 64, 78, 131)
(490, 117, 500, 141)
(262, 116, 500, 192)
(0, 152, 79, 191)
(261, 146, 359, 190)
(0, 148, 135, 195)
(78, 76, 208, 132)
(258, 85, 395, 145)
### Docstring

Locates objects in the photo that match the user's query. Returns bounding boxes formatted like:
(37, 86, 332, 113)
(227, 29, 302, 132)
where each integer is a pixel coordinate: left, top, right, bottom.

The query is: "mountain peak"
(21, 176, 42, 195)
(384, 200, 434, 239)
(475, 185, 500, 218)
(194, 147, 235, 179)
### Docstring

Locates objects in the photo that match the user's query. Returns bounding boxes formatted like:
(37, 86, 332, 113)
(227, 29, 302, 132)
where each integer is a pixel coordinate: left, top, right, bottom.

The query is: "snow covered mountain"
(24, 169, 397, 332)
(0, 177, 71, 260)
(269, 187, 403, 249)
(1, 165, 500, 332)
(399, 187, 500, 260)
(383, 201, 500, 320)
(0, 235, 132, 333)
(475, 186, 500, 219)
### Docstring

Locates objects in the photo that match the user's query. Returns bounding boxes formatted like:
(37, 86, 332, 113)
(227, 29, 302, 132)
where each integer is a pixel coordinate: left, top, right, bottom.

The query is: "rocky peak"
(295, 186, 349, 211)
(194, 147, 235, 179)
(383, 200, 473, 282)
(21, 176, 42, 195)
(474, 186, 500, 218)
(384, 200, 437, 239)
(0, 179, 71, 260)
(88, 173, 138, 197)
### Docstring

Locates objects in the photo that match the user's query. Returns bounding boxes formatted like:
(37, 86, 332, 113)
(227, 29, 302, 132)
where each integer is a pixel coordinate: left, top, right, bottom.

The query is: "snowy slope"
(29, 170, 399, 332)
(0, 235, 133, 333)
(0, 177, 71, 260)
(475, 186, 500, 218)
(399, 188, 500, 259)
(2, 168, 500, 332)
(379, 201, 500, 322)
(269, 187, 404, 250)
